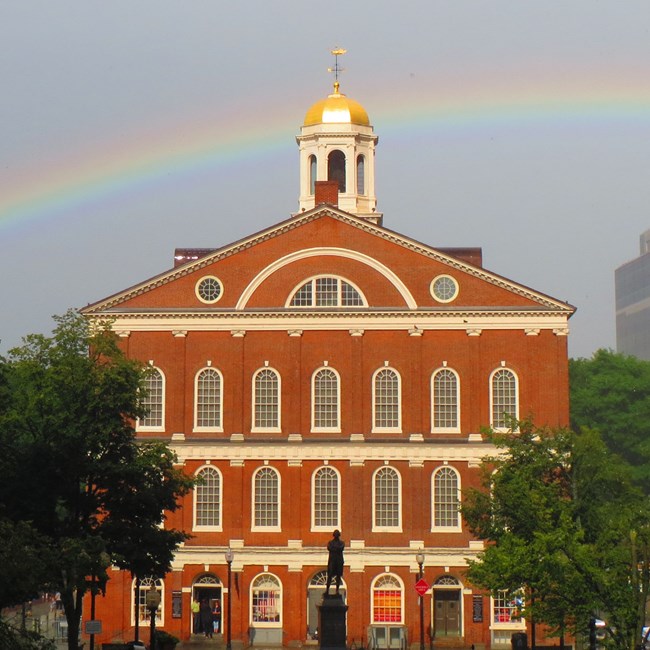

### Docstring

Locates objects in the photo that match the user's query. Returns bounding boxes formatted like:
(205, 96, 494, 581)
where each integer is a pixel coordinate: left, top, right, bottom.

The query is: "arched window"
(432, 368, 460, 432)
(289, 276, 365, 308)
(312, 466, 340, 530)
(356, 154, 365, 195)
(138, 366, 164, 429)
(133, 576, 163, 626)
(194, 466, 222, 529)
(328, 150, 346, 192)
(432, 466, 460, 530)
(250, 573, 282, 625)
(490, 368, 519, 430)
(309, 155, 317, 195)
(371, 574, 403, 623)
(373, 466, 401, 531)
(312, 368, 340, 430)
(253, 466, 280, 530)
(195, 367, 223, 430)
(373, 368, 401, 431)
(253, 368, 280, 430)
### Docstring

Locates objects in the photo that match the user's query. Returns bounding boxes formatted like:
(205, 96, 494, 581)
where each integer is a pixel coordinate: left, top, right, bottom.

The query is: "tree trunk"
(62, 585, 84, 650)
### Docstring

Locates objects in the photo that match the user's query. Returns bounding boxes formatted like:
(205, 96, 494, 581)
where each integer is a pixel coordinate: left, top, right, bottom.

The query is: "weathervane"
(328, 47, 347, 92)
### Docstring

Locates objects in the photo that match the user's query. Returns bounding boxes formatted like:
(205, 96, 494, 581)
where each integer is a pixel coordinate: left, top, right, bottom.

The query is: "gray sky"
(1, 1, 649, 359)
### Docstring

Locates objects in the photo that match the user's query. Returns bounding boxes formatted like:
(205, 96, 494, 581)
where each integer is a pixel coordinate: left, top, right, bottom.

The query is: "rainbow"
(2, 76, 650, 235)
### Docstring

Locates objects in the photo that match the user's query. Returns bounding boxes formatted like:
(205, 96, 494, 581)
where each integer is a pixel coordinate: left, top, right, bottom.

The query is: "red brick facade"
(83, 206, 573, 649)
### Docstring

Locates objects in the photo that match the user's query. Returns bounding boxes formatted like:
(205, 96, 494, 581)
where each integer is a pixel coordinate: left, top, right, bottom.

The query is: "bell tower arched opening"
(328, 150, 346, 193)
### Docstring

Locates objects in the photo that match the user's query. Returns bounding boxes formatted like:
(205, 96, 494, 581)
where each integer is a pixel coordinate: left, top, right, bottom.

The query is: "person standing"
(199, 598, 214, 638)
(212, 599, 221, 634)
(191, 597, 201, 634)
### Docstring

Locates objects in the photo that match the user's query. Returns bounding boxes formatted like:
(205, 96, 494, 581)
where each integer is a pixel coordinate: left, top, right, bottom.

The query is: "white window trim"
(490, 590, 526, 643)
(193, 465, 223, 532)
(193, 367, 224, 433)
(371, 367, 402, 433)
(430, 274, 459, 303)
(311, 465, 341, 532)
(431, 465, 462, 533)
(371, 465, 402, 533)
(251, 367, 282, 433)
(131, 577, 164, 627)
(311, 367, 342, 433)
(250, 572, 283, 628)
(195, 275, 223, 305)
(136, 366, 165, 432)
(285, 274, 367, 308)
(251, 466, 281, 532)
(431, 367, 461, 434)
(489, 367, 520, 432)
(370, 573, 405, 624)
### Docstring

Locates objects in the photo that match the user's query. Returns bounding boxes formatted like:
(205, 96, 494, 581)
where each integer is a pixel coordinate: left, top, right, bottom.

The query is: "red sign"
(415, 579, 429, 596)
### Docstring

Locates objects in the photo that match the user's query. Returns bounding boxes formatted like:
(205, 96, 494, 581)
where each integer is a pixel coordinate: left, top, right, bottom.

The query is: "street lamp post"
(225, 548, 234, 650)
(146, 589, 161, 650)
(416, 551, 425, 650)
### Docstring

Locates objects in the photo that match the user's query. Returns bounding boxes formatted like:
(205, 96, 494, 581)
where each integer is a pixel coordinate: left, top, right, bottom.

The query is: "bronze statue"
(325, 529, 344, 595)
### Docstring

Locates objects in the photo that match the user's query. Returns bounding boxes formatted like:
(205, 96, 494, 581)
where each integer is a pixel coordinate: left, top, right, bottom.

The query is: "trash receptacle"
(511, 632, 527, 650)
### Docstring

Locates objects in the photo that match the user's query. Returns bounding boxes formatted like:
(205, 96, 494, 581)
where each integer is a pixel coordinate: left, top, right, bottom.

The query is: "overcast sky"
(1, 1, 649, 358)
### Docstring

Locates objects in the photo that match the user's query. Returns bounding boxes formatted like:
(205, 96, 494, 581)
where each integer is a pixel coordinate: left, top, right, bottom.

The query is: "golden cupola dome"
(303, 82, 370, 127)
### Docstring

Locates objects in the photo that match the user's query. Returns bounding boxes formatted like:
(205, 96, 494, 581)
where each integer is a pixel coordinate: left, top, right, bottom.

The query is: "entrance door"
(192, 585, 222, 635)
(434, 590, 461, 637)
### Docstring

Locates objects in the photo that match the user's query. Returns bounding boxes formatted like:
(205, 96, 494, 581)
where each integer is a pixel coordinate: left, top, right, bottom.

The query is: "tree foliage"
(0, 311, 194, 650)
(570, 349, 650, 488)
(463, 422, 650, 650)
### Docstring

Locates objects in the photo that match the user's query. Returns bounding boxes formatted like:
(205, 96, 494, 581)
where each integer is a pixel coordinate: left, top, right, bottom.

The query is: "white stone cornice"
(172, 440, 493, 465)
(172, 330, 187, 337)
(169, 544, 483, 574)
(89, 312, 572, 339)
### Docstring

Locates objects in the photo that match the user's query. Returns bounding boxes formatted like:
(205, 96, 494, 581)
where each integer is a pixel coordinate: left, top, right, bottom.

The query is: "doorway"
(434, 589, 461, 637)
(192, 575, 223, 635)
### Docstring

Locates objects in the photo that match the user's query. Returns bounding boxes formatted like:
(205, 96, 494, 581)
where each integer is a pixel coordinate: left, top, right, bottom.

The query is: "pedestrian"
(191, 597, 201, 634)
(200, 598, 214, 638)
(212, 599, 221, 634)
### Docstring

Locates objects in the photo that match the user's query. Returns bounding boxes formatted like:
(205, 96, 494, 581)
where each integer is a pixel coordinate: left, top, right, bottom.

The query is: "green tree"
(570, 349, 650, 488)
(463, 422, 650, 650)
(0, 311, 194, 650)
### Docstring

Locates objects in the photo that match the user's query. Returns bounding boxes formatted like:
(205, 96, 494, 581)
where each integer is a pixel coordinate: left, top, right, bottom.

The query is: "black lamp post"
(88, 551, 110, 650)
(225, 547, 234, 650)
(416, 551, 425, 650)
(146, 589, 161, 650)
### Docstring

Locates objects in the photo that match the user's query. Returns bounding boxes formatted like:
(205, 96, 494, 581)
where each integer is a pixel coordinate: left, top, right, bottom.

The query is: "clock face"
(431, 275, 459, 303)
(196, 276, 223, 304)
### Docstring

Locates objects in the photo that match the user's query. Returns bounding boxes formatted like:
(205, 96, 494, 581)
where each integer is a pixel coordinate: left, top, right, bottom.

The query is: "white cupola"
(296, 73, 381, 224)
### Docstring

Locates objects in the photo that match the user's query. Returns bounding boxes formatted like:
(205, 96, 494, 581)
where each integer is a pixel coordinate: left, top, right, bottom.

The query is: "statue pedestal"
(318, 594, 348, 650)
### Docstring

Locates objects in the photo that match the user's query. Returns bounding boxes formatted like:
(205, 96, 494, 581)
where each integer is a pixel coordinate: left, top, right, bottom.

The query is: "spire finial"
(328, 47, 346, 93)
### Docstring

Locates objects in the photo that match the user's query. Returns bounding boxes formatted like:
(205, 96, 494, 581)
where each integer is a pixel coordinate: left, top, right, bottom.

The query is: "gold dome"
(304, 82, 370, 127)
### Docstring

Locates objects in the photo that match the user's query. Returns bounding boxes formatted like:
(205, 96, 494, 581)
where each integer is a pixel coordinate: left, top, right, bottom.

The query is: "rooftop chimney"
(314, 180, 339, 208)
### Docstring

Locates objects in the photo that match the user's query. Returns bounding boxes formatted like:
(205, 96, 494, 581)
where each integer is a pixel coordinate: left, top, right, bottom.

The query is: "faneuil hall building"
(82, 63, 574, 649)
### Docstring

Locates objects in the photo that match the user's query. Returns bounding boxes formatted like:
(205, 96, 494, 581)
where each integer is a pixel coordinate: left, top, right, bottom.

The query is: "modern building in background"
(616, 230, 650, 360)
(82, 76, 575, 649)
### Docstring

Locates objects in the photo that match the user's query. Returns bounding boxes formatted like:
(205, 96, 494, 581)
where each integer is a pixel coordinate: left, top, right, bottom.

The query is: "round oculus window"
(431, 275, 458, 303)
(196, 276, 223, 304)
